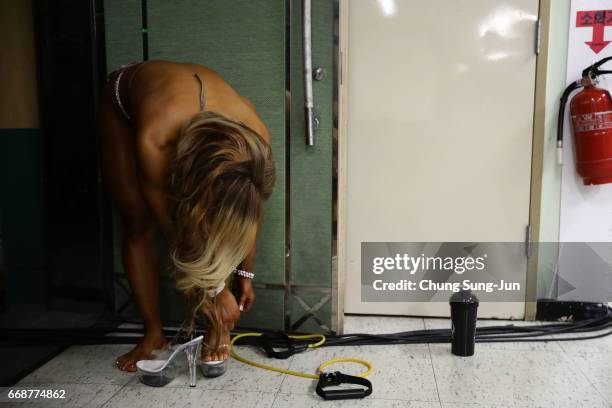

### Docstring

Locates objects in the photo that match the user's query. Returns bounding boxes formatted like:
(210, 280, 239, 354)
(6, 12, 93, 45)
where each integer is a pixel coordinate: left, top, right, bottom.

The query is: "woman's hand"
(234, 276, 255, 312)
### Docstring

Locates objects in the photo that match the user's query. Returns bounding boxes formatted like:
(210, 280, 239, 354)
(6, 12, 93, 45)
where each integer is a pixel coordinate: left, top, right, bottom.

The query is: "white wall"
(560, 0, 612, 243)
(538, 0, 612, 299)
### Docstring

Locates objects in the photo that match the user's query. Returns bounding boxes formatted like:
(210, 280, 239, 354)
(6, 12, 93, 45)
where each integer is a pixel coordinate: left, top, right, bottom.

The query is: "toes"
(201, 348, 230, 362)
(116, 357, 127, 371)
(117, 357, 137, 372)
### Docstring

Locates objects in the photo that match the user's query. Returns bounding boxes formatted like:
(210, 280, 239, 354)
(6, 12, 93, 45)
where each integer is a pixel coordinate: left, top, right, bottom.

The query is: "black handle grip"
(316, 372, 373, 401)
(317, 388, 367, 400)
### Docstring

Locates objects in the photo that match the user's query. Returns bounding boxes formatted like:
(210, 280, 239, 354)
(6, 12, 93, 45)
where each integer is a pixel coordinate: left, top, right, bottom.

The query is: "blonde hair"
(169, 111, 275, 348)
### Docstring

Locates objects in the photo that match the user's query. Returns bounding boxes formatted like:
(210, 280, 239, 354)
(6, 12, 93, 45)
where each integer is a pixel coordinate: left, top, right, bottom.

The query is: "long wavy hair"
(169, 111, 275, 349)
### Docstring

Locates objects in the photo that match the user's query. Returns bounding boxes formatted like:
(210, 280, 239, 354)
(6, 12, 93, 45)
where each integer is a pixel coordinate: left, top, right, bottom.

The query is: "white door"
(342, 0, 539, 318)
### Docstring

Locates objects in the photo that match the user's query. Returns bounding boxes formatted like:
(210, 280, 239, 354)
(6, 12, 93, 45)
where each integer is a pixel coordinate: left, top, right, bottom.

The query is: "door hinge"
(535, 19, 542, 55)
(525, 224, 532, 258)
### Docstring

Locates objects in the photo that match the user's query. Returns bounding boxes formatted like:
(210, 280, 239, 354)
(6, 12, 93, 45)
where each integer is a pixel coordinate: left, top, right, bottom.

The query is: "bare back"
(99, 60, 270, 238)
(131, 61, 269, 147)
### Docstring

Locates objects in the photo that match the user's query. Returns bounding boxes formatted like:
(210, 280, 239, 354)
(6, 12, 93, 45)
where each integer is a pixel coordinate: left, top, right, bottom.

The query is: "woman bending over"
(98, 60, 275, 371)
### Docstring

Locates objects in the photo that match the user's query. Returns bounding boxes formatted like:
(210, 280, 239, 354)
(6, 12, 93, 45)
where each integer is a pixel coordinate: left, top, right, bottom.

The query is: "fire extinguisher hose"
(557, 80, 582, 165)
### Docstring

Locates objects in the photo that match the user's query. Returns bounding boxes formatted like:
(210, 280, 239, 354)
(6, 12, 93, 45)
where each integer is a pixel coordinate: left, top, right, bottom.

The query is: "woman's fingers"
(244, 294, 254, 312)
(239, 294, 246, 311)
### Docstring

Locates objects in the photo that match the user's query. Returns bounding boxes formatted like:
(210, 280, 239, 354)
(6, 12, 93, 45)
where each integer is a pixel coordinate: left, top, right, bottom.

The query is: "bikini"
(109, 61, 206, 123)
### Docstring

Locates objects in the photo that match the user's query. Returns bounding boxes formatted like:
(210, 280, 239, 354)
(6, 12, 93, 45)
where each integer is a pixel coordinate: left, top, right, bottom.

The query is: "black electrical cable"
(4, 308, 612, 347)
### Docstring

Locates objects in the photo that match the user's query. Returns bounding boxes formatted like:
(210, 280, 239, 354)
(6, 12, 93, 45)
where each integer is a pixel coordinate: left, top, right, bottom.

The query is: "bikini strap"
(194, 73, 205, 111)
(127, 60, 152, 90)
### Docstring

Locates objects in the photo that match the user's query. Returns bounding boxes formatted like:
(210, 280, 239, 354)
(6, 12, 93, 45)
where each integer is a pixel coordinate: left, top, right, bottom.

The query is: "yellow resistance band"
(230, 332, 373, 380)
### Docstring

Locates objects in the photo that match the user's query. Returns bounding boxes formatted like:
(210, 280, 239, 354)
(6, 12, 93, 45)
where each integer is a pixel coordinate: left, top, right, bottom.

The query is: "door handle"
(303, 0, 315, 146)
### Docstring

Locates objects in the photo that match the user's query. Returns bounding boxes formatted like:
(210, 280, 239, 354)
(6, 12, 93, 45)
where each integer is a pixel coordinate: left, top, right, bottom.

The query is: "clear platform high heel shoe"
(136, 335, 204, 387)
(198, 343, 229, 378)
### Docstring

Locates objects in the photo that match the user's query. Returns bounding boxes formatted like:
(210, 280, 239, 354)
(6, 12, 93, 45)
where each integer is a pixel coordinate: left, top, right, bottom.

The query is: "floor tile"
(441, 402, 606, 408)
(440, 403, 531, 408)
(11, 316, 612, 407)
(563, 348, 612, 404)
(424, 319, 562, 351)
(273, 393, 442, 408)
(0, 384, 121, 407)
(343, 315, 425, 334)
(102, 387, 275, 408)
(429, 346, 607, 407)
(440, 404, 528, 408)
(556, 327, 612, 354)
(280, 344, 438, 402)
(126, 345, 291, 393)
(17, 345, 134, 386)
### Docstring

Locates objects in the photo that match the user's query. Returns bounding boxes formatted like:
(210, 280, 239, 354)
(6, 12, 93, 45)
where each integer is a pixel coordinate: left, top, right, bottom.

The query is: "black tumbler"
(449, 290, 479, 356)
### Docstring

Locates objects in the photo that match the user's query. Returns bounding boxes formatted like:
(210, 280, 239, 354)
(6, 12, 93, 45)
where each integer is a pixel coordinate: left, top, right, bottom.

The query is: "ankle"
(144, 324, 164, 339)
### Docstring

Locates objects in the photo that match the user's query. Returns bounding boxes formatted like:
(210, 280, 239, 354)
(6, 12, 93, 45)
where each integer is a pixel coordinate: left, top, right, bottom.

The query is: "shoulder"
(136, 98, 192, 147)
(238, 96, 271, 143)
(241, 95, 257, 111)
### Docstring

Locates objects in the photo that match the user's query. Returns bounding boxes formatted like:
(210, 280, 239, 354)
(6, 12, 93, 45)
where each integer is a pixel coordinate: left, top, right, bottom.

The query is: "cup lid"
(449, 289, 479, 305)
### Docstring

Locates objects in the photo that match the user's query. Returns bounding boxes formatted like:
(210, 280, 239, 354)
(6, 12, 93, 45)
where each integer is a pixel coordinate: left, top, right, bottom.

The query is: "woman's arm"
(235, 222, 261, 312)
(135, 98, 195, 240)
(136, 135, 175, 240)
(234, 114, 270, 312)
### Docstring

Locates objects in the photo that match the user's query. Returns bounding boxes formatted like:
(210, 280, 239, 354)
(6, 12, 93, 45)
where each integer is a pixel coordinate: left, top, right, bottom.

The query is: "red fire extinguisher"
(559, 56, 612, 185)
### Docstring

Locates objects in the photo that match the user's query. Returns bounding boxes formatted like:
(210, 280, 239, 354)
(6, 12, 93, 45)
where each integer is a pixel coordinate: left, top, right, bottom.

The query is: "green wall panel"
(290, 0, 333, 292)
(103, 0, 143, 72)
(104, 0, 145, 317)
(289, 289, 332, 333)
(148, 0, 286, 289)
(235, 288, 285, 331)
(105, 1, 287, 327)
(104, 1, 335, 331)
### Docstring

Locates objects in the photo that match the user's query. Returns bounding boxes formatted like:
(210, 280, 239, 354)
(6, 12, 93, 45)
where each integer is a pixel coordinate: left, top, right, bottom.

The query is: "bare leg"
(202, 317, 232, 362)
(116, 222, 167, 371)
(202, 287, 240, 362)
(98, 84, 167, 372)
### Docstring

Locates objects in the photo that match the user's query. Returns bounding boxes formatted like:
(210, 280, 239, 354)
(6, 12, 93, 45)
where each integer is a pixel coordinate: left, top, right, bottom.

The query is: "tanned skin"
(98, 60, 269, 372)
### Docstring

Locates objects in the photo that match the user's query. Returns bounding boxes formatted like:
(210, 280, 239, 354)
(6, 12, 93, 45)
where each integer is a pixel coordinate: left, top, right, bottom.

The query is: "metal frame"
(335, 0, 348, 333)
(284, 0, 293, 331)
(525, 0, 553, 320)
(284, 0, 338, 333)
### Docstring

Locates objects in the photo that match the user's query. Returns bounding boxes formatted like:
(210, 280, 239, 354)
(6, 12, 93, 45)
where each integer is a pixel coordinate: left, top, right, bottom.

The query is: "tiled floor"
(4, 315, 612, 407)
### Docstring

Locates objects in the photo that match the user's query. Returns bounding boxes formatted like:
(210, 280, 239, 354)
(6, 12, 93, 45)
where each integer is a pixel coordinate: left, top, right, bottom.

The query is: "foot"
(115, 331, 167, 372)
(202, 325, 231, 362)
(202, 287, 240, 362)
